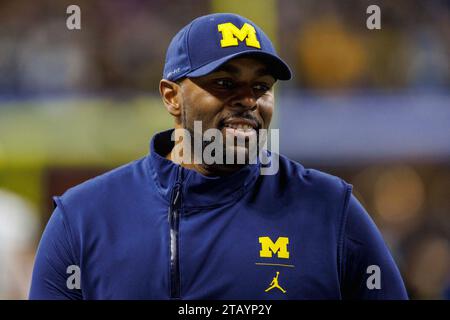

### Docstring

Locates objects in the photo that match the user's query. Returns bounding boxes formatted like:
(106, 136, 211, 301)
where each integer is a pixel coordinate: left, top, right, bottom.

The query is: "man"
(29, 13, 408, 299)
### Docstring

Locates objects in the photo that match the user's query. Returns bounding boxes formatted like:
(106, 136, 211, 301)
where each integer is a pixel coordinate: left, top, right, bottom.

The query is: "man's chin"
(221, 145, 258, 165)
(201, 161, 248, 177)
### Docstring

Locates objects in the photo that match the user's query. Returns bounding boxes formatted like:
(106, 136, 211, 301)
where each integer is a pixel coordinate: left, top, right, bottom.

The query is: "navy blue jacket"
(29, 129, 408, 299)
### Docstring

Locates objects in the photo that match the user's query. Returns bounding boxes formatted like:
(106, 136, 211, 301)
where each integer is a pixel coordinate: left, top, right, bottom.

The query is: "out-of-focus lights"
(374, 165, 425, 225)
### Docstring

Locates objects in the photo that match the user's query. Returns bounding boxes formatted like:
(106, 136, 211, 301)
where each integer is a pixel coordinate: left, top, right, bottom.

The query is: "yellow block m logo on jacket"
(259, 237, 290, 259)
(217, 22, 261, 48)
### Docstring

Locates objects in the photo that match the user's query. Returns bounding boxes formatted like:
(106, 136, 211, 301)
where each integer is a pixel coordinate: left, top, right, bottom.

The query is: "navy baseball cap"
(163, 13, 292, 81)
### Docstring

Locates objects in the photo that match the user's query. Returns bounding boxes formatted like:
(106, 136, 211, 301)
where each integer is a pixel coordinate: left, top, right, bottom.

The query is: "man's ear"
(160, 79, 182, 117)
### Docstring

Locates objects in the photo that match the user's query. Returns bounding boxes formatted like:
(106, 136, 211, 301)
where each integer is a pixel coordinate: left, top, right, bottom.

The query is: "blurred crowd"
(0, 0, 448, 95)
(0, 0, 448, 299)
(0, 0, 209, 96)
(281, 0, 450, 90)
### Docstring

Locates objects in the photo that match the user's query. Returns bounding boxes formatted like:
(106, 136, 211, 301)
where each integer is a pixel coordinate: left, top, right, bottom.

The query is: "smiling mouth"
(222, 126, 258, 142)
(221, 118, 259, 132)
(223, 123, 255, 132)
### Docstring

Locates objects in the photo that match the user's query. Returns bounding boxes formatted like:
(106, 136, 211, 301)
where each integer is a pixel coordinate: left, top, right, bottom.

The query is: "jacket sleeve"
(29, 205, 82, 300)
(341, 194, 408, 300)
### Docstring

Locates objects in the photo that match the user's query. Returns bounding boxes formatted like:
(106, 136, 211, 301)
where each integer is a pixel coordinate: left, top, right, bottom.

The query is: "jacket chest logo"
(258, 236, 289, 259)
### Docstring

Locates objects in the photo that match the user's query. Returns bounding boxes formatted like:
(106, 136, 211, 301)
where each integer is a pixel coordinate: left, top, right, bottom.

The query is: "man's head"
(159, 13, 291, 175)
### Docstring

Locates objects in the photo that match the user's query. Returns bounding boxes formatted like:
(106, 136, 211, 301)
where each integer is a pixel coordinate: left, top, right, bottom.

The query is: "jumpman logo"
(265, 271, 287, 293)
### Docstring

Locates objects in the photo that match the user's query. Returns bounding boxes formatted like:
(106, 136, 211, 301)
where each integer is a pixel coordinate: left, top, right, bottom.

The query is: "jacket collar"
(147, 129, 261, 209)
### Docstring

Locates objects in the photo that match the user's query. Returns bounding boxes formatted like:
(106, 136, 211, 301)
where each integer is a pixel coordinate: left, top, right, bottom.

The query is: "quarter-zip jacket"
(29, 129, 408, 299)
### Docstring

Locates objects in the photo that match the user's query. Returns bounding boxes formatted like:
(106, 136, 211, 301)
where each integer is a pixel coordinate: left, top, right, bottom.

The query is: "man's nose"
(231, 86, 257, 111)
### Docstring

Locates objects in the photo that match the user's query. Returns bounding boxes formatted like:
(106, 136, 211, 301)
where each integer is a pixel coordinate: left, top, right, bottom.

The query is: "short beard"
(180, 104, 259, 168)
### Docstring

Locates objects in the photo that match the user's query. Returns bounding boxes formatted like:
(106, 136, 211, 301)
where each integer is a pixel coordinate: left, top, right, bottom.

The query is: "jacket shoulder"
(55, 157, 150, 210)
(277, 154, 351, 193)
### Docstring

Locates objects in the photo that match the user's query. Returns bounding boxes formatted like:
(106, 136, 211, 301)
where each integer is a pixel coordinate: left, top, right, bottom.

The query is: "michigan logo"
(259, 236, 289, 259)
(217, 22, 261, 48)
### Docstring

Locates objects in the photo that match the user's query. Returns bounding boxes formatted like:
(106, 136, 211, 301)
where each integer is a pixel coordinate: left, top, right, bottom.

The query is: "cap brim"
(185, 50, 292, 81)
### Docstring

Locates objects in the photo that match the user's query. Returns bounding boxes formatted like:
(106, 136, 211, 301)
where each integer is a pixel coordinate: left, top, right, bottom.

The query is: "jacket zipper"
(169, 170, 182, 299)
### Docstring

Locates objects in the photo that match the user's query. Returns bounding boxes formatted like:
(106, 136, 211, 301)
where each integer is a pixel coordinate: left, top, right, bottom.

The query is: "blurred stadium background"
(0, 0, 449, 299)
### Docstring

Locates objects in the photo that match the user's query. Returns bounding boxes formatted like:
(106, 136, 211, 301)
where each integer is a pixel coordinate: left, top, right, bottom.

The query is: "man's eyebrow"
(212, 65, 272, 78)
(255, 67, 272, 77)
(213, 64, 240, 75)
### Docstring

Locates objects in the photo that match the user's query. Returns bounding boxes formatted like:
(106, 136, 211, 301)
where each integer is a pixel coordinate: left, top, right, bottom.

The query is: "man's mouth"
(221, 118, 259, 136)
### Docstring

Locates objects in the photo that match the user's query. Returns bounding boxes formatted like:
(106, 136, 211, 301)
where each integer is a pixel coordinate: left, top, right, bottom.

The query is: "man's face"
(176, 56, 276, 169)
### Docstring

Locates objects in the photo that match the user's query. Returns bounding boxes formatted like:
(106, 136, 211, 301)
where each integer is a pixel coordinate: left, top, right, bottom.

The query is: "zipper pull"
(168, 183, 182, 222)
(172, 183, 182, 208)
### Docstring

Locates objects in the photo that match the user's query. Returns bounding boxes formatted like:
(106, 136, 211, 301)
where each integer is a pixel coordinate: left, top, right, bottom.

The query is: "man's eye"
(253, 83, 270, 92)
(215, 79, 234, 89)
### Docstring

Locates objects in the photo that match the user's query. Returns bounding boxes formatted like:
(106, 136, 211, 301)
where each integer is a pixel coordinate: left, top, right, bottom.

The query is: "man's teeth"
(224, 124, 254, 130)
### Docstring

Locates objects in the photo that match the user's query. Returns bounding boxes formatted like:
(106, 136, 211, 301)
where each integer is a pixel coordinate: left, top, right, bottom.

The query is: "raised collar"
(146, 129, 261, 209)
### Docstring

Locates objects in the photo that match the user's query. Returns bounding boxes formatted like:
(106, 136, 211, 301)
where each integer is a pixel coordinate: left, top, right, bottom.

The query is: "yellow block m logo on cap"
(259, 236, 289, 259)
(217, 22, 261, 48)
